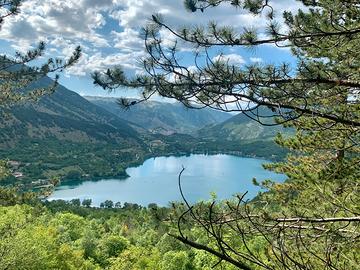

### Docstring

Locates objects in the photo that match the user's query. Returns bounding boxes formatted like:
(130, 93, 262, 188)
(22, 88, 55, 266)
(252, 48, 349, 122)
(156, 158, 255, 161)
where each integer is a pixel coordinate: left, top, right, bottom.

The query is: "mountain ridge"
(85, 96, 232, 135)
(198, 107, 291, 142)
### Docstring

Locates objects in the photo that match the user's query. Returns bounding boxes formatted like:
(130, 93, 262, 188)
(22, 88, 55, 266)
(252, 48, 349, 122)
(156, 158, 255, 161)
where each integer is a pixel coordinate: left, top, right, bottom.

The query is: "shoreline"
(46, 151, 283, 201)
(59, 149, 279, 184)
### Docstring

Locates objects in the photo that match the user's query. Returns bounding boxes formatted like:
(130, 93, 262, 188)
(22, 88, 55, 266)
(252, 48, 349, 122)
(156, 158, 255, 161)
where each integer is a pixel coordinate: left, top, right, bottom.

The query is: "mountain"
(198, 108, 291, 142)
(85, 96, 232, 135)
(196, 108, 292, 159)
(0, 77, 149, 184)
(1, 81, 144, 144)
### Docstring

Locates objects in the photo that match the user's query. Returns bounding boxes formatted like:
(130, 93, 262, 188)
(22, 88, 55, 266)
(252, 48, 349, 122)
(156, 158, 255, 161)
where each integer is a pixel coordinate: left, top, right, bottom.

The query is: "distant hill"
(1, 81, 145, 143)
(85, 96, 232, 135)
(198, 107, 291, 142)
(196, 108, 292, 160)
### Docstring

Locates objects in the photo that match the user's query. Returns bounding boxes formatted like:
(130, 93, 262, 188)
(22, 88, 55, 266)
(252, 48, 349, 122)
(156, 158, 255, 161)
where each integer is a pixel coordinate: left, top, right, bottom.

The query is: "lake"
(48, 154, 286, 206)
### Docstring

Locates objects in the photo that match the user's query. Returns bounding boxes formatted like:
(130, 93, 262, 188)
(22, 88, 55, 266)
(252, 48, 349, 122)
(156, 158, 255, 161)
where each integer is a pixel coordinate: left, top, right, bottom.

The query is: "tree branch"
(275, 216, 360, 223)
(169, 233, 254, 270)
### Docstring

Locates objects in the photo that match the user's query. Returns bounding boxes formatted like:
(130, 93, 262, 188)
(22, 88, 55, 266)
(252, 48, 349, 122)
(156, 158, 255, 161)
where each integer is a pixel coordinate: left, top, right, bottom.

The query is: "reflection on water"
(48, 154, 285, 206)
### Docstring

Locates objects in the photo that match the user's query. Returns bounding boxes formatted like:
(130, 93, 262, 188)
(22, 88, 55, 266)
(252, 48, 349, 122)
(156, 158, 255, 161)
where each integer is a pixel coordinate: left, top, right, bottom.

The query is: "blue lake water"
(47, 154, 286, 206)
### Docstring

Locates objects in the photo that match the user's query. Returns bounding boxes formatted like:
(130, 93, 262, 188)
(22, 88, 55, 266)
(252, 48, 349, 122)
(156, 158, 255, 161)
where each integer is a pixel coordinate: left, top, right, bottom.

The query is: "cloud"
(0, 0, 111, 46)
(213, 54, 246, 66)
(0, 0, 303, 77)
(250, 57, 263, 63)
(65, 50, 144, 76)
(112, 28, 143, 52)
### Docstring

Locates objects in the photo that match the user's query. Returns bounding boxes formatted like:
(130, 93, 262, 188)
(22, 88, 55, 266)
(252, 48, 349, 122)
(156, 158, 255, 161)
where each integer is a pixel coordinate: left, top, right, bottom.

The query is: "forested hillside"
(195, 108, 290, 159)
(198, 107, 291, 142)
(0, 77, 144, 144)
(0, 76, 149, 185)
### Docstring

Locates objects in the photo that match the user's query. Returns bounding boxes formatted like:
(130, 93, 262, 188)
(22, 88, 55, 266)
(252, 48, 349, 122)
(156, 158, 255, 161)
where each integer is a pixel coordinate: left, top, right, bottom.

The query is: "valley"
(0, 78, 288, 192)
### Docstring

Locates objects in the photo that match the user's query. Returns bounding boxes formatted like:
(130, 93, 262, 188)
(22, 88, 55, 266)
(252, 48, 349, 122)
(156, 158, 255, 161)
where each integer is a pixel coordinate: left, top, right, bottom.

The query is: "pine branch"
(275, 216, 360, 223)
(153, 17, 360, 47)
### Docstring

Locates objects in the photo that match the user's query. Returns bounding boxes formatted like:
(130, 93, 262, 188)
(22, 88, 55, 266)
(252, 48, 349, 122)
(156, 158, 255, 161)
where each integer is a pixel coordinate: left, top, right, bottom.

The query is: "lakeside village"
(7, 160, 60, 196)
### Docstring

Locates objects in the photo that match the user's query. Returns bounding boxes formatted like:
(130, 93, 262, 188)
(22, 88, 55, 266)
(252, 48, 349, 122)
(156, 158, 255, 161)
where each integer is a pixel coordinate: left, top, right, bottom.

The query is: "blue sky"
(0, 0, 303, 99)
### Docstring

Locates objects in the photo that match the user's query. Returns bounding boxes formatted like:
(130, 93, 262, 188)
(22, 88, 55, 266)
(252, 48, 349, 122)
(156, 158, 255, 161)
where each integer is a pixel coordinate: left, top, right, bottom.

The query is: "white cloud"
(112, 28, 143, 52)
(0, 0, 111, 45)
(250, 57, 263, 63)
(65, 51, 144, 76)
(0, 0, 304, 77)
(213, 54, 246, 66)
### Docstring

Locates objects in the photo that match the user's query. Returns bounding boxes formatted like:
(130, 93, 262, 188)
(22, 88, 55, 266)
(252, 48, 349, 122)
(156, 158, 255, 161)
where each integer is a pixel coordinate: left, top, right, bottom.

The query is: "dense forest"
(0, 198, 210, 270)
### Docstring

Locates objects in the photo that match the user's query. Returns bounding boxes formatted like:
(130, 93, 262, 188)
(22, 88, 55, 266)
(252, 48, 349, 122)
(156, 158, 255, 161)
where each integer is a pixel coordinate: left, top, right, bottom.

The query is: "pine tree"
(93, 1, 360, 269)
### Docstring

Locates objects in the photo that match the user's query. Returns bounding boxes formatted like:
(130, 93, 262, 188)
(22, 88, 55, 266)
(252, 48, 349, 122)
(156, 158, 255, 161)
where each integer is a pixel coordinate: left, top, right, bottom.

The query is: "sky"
(0, 0, 304, 99)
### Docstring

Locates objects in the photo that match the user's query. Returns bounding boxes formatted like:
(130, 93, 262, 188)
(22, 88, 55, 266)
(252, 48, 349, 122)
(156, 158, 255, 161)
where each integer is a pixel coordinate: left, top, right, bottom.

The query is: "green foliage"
(0, 160, 9, 180)
(70, 198, 81, 206)
(67, 170, 83, 180)
(100, 235, 129, 257)
(82, 199, 92, 207)
(160, 251, 193, 270)
(0, 205, 97, 270)
(0, 202, 210, 269)
(0, 48, 81, 109)
(0, 187, 37, 206)
(103, 200, 114, 209)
